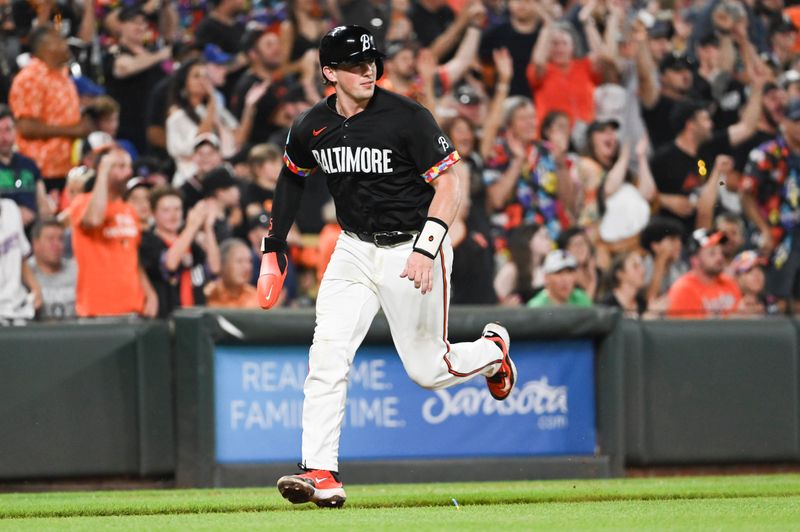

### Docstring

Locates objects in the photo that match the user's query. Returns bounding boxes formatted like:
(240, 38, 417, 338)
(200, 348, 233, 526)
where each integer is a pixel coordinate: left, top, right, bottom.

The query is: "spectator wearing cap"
(28, 218, 76, 320)
(731, 81, 786, 172)
(576, 119, 655, 258)
(597, 250, 649, 318)
(204, 44, 233, 99)
(205, 238, 260, 308)
(195, 0, 247, 56)
(529, 10, 608, 131)
(202, 165, 242, 242)
(125, 177, 156, 231)
(667, 228, 741, 318)
(693, 33, 747, 131)
(9, 27, 91, 200)
(102, 5, 171, 155)
(230, 27, 299, 146)
(730, 250, 773, 315)
(646, 18, 675, 64)
(0, 105, 51, 229)
(766, 16, 798, 71)
(140, 187, 221, 318)
(557, 226, 602, 300)
(640, 216, 688, 311)
(478, 0, 543, 98)
(494, 223, 552, 305)
(650, 81, 764, 237)
(641, 52, 697, 149)
(780, 69, 800, 100)
(527, 249, 593, 307)
(180, 133, 225, 211)
(166, 58, 240, 186)
(741, 98, 800, 312)
(70, 147, 158, 318)
(481, 95, 572, 239)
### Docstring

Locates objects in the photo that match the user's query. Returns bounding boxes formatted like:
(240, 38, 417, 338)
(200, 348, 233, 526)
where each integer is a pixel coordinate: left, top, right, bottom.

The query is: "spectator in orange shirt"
(667, 228, 742, 319)
(205, 238, 260, 308)
(71, 147, 158, 318)
(527, 2, 606, 131)
(8, 27, 91, 199)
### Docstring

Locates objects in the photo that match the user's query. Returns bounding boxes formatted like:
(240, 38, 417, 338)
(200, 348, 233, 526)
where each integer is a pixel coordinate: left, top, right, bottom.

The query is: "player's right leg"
(277, 233, 380, 508)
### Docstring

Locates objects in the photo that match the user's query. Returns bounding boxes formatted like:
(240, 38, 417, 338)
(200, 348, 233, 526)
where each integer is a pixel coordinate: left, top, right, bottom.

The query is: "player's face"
(332, 61, 378, 103)
(0, 116, 14, 157)
(154, 194, 184, 234)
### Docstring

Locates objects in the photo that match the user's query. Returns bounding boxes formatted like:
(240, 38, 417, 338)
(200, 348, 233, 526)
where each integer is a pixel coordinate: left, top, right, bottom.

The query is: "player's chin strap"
(413, 217, 448, 259)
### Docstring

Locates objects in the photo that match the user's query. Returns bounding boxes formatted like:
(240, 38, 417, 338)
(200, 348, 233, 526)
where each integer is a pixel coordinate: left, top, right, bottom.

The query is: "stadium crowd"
(2, 0, 800, 324)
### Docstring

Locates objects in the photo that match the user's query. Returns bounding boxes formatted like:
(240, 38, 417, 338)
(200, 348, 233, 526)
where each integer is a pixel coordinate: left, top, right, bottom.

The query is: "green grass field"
(1, 474, 799, 530)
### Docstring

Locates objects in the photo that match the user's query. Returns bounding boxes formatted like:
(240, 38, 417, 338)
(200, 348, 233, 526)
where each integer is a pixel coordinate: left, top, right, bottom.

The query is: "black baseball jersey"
(283, 86, 460, 233)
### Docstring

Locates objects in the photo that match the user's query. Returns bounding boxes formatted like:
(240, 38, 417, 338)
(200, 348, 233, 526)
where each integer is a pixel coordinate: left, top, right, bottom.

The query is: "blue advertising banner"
(214, 341, 596, 463)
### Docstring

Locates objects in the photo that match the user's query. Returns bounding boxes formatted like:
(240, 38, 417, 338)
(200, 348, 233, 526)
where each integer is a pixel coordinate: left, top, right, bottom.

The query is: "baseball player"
(258, 25, 516, 508)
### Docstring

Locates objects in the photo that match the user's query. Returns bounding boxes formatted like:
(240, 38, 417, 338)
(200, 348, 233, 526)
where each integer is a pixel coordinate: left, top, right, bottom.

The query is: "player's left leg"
(376, 237, 516, 398)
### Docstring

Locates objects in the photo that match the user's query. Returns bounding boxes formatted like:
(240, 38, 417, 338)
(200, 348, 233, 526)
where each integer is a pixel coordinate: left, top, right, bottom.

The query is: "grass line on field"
(1, 474, 799, 520)
(4, 492, 800, 520)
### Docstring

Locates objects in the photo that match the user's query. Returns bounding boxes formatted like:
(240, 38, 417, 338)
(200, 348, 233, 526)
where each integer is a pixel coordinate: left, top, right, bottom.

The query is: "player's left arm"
(400, 165, 463, 295)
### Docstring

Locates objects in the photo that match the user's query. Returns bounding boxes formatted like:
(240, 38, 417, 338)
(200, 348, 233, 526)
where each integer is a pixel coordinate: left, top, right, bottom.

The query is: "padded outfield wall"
(0, 308, 798, 486)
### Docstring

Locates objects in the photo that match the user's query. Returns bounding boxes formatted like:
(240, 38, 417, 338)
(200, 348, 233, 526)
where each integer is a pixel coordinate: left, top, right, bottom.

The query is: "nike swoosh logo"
(313, 476, 329, 483)
(265, 285, 273, 301)
(313, 127, 327, 137)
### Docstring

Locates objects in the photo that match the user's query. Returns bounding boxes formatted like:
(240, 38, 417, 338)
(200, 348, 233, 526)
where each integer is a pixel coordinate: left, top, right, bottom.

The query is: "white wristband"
(413, 217, 448, 259)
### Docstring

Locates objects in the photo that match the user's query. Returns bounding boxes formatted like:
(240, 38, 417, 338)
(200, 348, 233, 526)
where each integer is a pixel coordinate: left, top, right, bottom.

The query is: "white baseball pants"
(301, 232, 504, 471)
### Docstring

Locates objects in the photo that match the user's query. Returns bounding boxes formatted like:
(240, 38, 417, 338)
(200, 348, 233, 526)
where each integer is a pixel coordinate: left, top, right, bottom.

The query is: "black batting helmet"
(319, 25, 385, 82)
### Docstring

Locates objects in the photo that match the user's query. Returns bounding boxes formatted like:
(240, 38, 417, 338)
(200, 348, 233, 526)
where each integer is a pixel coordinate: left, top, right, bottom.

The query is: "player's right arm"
(257, 117, 317, 309)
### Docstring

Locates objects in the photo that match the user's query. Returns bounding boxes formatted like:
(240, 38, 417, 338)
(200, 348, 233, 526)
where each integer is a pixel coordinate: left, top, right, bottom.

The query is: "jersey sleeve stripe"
(283, 153, 315, 177)
(422, 151, 461, 183)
